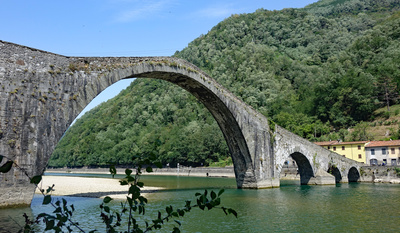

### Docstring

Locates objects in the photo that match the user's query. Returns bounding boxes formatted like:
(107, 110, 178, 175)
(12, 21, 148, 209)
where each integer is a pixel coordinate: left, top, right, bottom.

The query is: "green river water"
(1, 173, 400, 232)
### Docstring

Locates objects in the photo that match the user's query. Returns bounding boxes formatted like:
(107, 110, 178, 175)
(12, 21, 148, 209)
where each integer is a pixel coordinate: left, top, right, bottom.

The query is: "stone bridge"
(0, 41, 362, 207)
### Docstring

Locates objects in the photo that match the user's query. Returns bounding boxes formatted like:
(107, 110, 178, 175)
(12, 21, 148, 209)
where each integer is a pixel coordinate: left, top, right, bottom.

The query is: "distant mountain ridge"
(50, 0, 400, 168)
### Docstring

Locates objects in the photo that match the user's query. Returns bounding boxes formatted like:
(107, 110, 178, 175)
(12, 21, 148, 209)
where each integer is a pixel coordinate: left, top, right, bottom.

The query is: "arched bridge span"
(0, 41, 362, 207)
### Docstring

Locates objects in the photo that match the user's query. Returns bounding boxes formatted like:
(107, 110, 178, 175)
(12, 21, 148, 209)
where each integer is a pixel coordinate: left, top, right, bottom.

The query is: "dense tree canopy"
(50, 0, 400, 168)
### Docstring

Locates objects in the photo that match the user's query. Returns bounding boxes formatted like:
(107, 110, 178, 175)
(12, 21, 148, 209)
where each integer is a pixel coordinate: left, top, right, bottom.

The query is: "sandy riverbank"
(45, 167, 236, 178)
(35, 176, 161, 199)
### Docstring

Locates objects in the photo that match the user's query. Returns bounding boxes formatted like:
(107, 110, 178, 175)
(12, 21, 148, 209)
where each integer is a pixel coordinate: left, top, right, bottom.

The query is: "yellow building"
(315, 141, 368, 164)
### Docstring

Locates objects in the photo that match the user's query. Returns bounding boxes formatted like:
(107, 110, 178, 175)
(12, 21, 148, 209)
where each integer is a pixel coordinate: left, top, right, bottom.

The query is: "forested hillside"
(49, 0, 400, 168)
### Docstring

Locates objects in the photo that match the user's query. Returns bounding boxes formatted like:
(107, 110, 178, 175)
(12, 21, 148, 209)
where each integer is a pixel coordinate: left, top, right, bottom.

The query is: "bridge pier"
(306, 169, 336, 185)
(0, 185, 35, 208)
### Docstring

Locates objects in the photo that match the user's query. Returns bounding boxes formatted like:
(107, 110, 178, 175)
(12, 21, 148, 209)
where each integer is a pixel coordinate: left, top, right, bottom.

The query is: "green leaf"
(137, 182, 144, 187)
(0, 161, 13, 173)
(178, 209, 185, 217)
(211, 191, 216, 200)
(228, 208, 238, 218)
(45, 220, 55, 231)
(30, 175, 42, 184)
(129, 185, 140, 196)
(103, 196, 113, 204)
(119, 180, 128, 185)
(104, 206, 110, 213)
(125, 168, 132, 176)
(109, 165, 116, 178)
(43, 195, 51, 205)
(218, 189, 225, 196)
(214, 197, 221, 206)
(127, 176, 135, 182)
(46, 185, 54, 194)
(146, 166, 153, 173)
(62, 198, 67, 207)
(166, 205, 173, 215)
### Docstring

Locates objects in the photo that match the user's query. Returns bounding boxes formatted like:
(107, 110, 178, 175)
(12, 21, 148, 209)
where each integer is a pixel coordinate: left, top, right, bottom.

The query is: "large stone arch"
(108, 63, 257, 188)
(0, 41, 276, 207)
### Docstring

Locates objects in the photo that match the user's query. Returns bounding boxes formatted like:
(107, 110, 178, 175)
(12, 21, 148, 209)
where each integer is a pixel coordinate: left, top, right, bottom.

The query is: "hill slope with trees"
(49, 0, 400, 168)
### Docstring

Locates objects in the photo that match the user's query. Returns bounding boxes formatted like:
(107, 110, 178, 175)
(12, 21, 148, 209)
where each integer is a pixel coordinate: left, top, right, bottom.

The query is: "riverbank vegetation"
(50, 0, 400, 168)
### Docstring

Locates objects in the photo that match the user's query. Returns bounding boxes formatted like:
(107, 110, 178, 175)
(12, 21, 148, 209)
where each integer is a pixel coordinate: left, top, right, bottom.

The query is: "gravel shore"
(35, 176, 161, 199)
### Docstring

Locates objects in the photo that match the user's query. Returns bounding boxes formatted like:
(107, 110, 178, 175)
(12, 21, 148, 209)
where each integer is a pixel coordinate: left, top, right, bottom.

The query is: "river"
(1, 174, 400, 232)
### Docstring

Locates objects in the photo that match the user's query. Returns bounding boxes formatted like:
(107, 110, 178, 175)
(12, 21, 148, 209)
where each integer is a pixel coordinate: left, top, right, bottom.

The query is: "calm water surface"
(1, 174, 400, 232)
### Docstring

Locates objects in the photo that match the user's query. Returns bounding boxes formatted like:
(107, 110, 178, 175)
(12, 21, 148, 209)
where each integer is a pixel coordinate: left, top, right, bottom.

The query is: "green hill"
(49, 0, 400, 168)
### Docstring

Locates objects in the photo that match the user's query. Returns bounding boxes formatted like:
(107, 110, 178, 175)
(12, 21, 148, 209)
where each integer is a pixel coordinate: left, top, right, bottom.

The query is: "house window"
(391, 148, 395, 154)
(370, 159, 378, 165)
(358, 154, 362, 159)
(382, 148, 386, 155)
(371, 149, 375, 155)
(342, 146, 345, 150)
(391, 159, 397, 166)
(358, 145, 361, 150)
(343, 155, 346, 157)
(333, 147, 336, 151)
(328, 146, 330, 149)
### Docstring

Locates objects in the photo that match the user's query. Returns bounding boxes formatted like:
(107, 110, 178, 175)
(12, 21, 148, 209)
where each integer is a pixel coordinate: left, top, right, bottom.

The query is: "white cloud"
(114, 0, 175, 22)
(193, 3, 241, 19)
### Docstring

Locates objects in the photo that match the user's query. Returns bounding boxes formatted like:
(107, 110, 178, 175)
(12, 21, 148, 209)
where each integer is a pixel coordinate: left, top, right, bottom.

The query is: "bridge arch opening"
(327, 165, 342, 183)
(289, 152, 314, 185)
(348, 167, 360, 182)
(51, 64, 255, 189)
(130, 68, 254, 188)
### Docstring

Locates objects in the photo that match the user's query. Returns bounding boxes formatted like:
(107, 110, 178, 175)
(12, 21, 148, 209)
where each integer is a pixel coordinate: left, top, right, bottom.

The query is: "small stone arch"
(348, 167, 360, 182)
(327, 165, 342, 183)
(290, 152, 314, 185)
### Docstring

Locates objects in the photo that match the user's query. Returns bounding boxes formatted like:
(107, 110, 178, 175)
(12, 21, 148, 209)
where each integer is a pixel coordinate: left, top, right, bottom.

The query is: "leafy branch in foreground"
(1, 154, 237, 232)
(100, 163, 237, 233)
(1, 154, 85, 233)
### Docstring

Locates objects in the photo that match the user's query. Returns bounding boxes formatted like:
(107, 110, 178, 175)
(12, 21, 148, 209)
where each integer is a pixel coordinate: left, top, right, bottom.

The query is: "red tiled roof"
(365, 140, 400, 148)
(336, 141, 369, 145)
(314, 141, 336, 146)
(315, 141, 368, 146)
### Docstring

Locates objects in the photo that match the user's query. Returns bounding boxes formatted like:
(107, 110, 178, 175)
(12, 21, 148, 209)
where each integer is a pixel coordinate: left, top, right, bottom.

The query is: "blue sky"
(1, 0, 318, 118)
